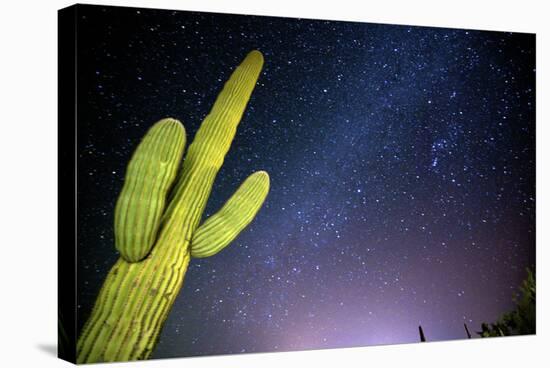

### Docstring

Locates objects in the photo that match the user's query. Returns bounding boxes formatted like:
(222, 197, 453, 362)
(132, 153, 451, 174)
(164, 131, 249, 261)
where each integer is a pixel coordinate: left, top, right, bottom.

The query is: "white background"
(0, 0, 547, 366)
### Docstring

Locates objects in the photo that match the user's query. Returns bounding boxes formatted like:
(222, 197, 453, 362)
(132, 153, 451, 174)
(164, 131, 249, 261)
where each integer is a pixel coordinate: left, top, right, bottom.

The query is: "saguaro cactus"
(77, 50, 269, 363)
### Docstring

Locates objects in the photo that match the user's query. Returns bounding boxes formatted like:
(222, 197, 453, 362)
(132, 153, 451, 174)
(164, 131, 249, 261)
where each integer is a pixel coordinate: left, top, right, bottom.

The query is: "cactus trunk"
(77, 50, 268, 363)
(77, 244, 191, 362)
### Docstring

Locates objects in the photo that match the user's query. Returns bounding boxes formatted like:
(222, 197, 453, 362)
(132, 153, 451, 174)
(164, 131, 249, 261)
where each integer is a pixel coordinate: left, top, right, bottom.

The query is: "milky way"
(75, 5, 535, 358)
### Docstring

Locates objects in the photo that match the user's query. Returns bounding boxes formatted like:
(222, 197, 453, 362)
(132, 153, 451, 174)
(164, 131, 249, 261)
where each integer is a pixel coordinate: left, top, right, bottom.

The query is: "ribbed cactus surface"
(192, 170, 270, 258)
(114, 118, 186, 262)
(77, 50, 269, 363)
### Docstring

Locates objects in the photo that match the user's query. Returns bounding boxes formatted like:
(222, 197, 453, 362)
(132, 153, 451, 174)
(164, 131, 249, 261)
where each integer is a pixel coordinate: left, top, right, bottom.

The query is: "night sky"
(76, 5, 535, 358)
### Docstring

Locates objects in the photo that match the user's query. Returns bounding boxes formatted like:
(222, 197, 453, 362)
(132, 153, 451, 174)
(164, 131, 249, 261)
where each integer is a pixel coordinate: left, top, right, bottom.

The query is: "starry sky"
(76, 4, 535, 358)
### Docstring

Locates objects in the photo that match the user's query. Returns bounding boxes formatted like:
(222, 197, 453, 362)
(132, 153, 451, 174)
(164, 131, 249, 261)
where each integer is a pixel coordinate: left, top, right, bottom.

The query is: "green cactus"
(77, 50, 269, 363)
(114, 118, 186, 262)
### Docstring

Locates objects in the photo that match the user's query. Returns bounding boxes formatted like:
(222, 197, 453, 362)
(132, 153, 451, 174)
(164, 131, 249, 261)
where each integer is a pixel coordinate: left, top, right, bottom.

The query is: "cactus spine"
(77, 50, 269, 363)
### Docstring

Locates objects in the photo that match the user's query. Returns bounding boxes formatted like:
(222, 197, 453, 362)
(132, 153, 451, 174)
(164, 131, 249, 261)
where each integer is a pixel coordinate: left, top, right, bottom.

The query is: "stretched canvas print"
(58, 4, 536, 364)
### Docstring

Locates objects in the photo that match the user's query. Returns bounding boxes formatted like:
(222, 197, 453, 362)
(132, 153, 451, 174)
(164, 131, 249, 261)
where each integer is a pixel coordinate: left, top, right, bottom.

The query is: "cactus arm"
(191, 170, 270, 258)
(114, 118, 186, 262)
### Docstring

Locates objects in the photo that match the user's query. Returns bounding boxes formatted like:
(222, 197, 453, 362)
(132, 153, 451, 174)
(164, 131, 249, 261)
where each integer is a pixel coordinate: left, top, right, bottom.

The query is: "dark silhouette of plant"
(478, 268, 535, 337)
(418, 325, 426, 342)
(464, 323, 472, 338)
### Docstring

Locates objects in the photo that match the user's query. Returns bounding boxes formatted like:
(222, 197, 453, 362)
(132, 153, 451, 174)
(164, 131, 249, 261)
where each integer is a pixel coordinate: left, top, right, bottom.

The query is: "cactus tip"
(254, 170, 270, 186)
(247, 50, 264, 64)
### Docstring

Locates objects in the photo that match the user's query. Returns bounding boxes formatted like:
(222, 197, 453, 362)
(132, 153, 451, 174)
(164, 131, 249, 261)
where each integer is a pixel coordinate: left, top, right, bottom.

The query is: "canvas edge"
(58, 3, 78, 364)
